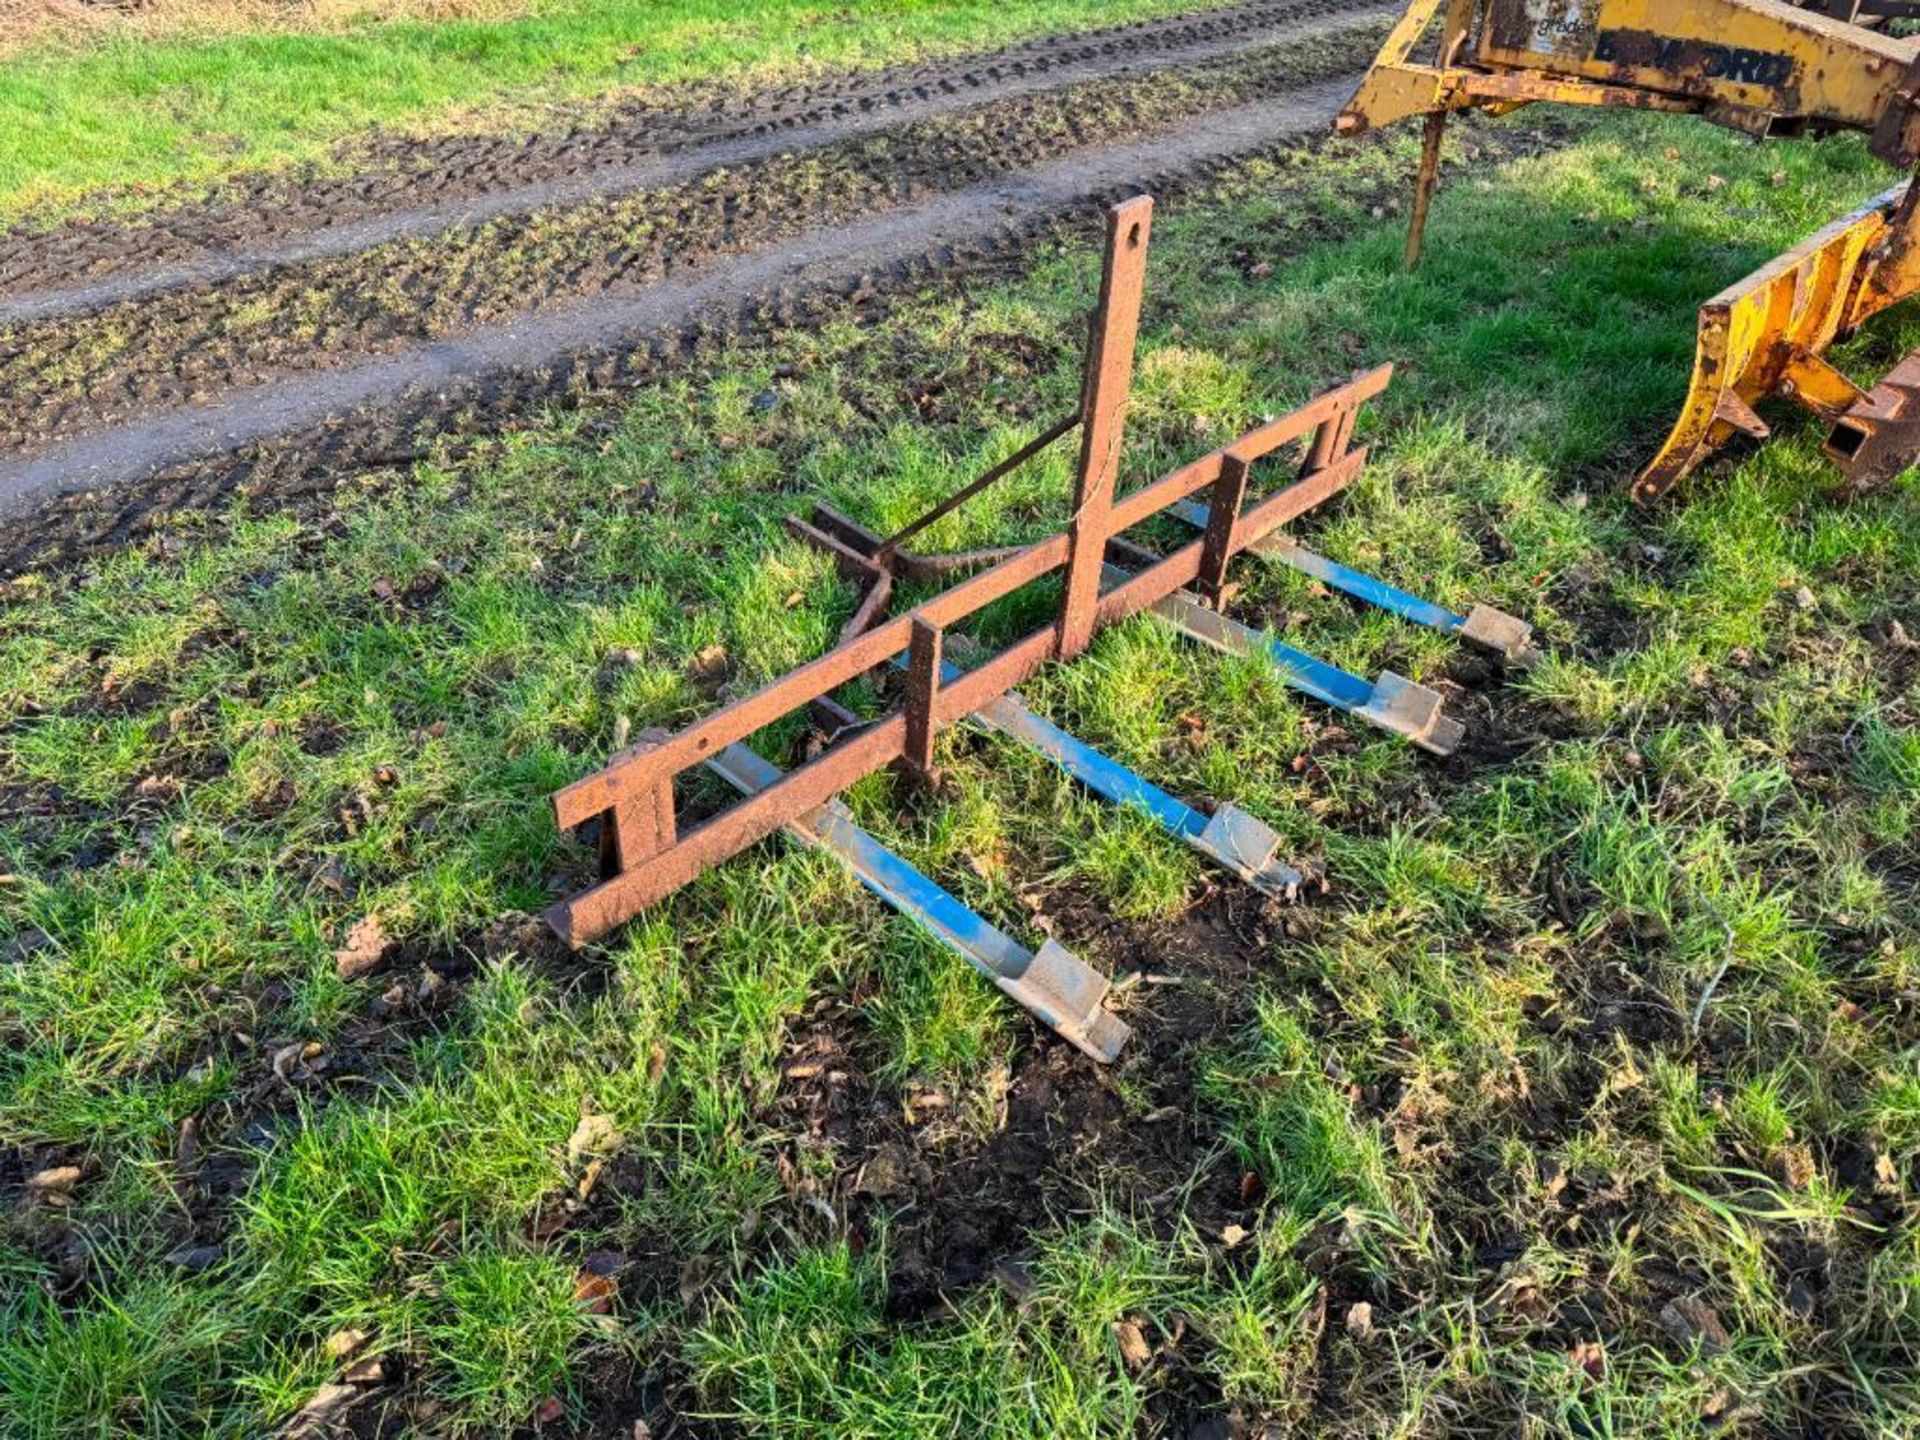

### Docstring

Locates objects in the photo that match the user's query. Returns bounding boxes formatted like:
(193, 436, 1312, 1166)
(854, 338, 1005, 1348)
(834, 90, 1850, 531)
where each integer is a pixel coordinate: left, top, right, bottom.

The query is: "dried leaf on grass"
(279, 1382, 363, 1440)
(25, 1164, 82, 1193)
(1659, 1296, 1729, 1355)
(1112, 1318, 1151, 1370)
(566, 1110, 619, 1164)
(322, 1328, 369, 1361)
(333, 915, 391, 981)
(174, 1116, 200, 1171)
(574, 1268, 618, 1315)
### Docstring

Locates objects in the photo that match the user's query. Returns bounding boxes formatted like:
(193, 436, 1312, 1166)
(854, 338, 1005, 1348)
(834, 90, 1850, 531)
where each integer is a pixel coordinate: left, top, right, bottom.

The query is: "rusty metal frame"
(546, 197, 1392, 949)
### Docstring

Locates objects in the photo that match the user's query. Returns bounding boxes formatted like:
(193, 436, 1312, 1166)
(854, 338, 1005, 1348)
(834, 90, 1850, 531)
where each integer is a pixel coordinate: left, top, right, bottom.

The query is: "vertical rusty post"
(1058, 195, 1153, 661)
(1302, 417, 1339, 475)
(904, 616, 943, 779)
(597, 730, 678, 880)
(1196, 453, 1252, 606)
(1405, 108, 1449, 269)
(1301, 402, 1356, 478)
(1397, 2, 1466, 270)
(1404, 0, 1468, 269)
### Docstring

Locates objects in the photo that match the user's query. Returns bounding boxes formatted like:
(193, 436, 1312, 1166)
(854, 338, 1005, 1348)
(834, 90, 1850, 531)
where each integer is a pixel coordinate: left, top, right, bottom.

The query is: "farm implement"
(545, 197, 1536, 1061)
(1339, 0, 1920, 499)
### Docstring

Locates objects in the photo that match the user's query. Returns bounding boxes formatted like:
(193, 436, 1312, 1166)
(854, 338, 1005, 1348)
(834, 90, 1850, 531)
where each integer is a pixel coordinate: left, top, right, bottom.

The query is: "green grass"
(0, 0, 1201, 224)
(2, 113, 1918, 1435)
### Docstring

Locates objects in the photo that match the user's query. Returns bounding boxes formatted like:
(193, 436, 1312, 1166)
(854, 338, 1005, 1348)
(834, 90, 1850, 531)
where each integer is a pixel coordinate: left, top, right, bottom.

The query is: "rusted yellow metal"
(1337, 0, 1920, 499)
(1474, 0, 1913, 128)
(1632, 183, 1900, 500)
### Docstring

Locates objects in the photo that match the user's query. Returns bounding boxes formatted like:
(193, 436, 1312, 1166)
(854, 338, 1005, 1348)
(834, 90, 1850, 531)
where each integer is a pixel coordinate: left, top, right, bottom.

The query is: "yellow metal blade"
(1632, 181, 1908, 502)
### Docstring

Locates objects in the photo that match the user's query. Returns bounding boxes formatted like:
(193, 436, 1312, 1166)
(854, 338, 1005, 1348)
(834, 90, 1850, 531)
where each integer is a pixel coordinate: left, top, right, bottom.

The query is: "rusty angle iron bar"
(545, 195, 1395, 950)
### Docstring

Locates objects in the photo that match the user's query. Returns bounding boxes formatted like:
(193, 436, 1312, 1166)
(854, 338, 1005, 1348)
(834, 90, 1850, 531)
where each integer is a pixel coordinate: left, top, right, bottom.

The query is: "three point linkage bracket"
(545, 196, 1536, 1061)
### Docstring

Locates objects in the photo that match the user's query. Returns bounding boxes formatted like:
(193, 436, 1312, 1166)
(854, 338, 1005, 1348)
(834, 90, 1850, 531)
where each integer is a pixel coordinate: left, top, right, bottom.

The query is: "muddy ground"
(0, 0, 1393, 319)
(0, 106, 1591, 583)
(0, 1, 1406, 575)
(0, 42, 1378, 453)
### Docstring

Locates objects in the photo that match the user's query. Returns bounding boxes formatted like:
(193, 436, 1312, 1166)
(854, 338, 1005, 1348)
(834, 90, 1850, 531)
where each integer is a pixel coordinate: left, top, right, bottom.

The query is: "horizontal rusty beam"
(552, 535, 1068, 832)
(1107, 363, 1392, 534)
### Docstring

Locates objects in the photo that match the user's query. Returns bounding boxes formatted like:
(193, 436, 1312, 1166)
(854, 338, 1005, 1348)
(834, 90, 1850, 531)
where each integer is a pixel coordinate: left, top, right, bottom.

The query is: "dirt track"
(0, 79, 1362, 502)
(0, 0, 1394, 323)
(0, 1, 1402, 572)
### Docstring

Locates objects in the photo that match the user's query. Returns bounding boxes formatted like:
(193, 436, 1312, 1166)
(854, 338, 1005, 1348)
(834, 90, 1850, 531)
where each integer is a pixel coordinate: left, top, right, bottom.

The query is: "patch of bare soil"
(749, 888, 1280, 1423)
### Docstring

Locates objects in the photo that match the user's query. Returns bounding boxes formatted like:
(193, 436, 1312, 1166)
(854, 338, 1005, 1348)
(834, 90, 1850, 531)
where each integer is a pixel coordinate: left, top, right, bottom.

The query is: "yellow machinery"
(1338, 0, 1920, 500)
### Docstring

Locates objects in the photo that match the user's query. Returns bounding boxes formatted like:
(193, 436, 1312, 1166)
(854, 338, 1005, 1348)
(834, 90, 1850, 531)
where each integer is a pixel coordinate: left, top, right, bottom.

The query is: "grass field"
(0, 0, 1202, 224)
(2, 112, 1917, 1436)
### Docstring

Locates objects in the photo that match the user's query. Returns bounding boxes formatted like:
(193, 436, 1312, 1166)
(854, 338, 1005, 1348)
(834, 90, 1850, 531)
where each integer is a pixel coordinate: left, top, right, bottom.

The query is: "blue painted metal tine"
(1232, 630, 1376, 712)
(1174, 496, 1461, 630)
(704, 743, 1131, 1063)
(902, 643, 1301, 901)
(1169, 499, 1539, 666)
(1142, 582, 1465, 757)
(1095, 558, 1376, 713)
(969, 688, 1301, 901)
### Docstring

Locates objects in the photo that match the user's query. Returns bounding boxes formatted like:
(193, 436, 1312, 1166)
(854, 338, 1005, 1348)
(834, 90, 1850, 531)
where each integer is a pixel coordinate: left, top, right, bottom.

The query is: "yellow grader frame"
(1338, 0, 1920, 499)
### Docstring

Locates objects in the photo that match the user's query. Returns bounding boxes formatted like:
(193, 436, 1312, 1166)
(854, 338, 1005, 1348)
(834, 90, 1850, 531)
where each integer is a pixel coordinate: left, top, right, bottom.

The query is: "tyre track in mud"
(0, 28, 1386, 452)
(0, 76, 1362, 555)
(0, 0, 1396, 320)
